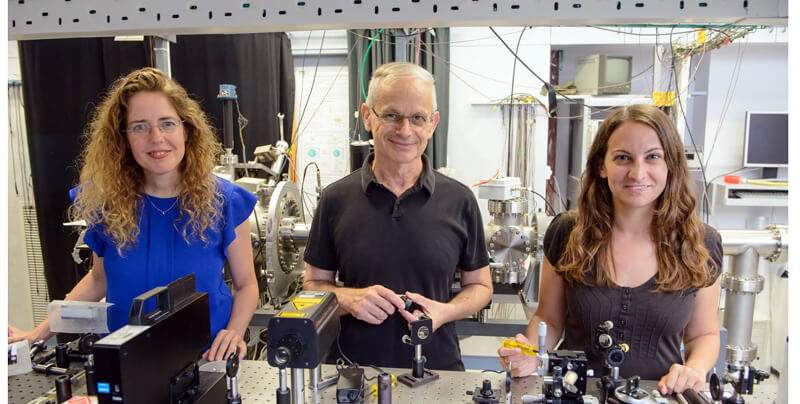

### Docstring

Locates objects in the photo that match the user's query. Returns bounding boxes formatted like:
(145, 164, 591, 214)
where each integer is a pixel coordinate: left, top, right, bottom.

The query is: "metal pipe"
(725, 249, 758, 347)
(153, 36, 171, 77)
(719, 227, 787, 262)
(287, 222, 310, 243)
(722, 248, 761, 367)
(291, 367, 305, 404)
(279, 368, 288, 391)
(310, 366, 321, 391)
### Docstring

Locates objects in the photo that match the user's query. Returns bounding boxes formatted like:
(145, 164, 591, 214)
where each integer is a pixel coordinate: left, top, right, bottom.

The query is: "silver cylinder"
(310, 366, 321, 391)
(538, 321, 547, 353)
(723, 248, 759, 364)
(278, 368, 288, 391)
(230, 376, 239, 399)
(291, 367, 305, 404)
(415, 344, 422, 361)
(720, 227, 787, 263)
(153, 37, 171, 77)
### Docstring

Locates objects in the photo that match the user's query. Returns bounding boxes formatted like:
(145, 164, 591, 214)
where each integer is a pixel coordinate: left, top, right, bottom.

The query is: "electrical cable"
(586, 24, 742, 37)
(296, 30, 314, 126)
(360, 28, 385, 101)
(348, 27, 527, 46)
(489, 27, 586, 109)
(669, 27, 710, 222)
(300, 162, 321, 222)
(295, 32, 361, 145)
(296, 30, 326, 131)
(234, 99, 250, 177)
(522, 188, 555, 215)
(700, 167, 752, 214)
(703, 35, 748, 170)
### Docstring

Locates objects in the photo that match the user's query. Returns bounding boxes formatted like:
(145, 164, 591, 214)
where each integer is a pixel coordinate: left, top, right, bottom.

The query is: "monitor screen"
(743, 112, 788, 167)
(603, 57, 632, 87)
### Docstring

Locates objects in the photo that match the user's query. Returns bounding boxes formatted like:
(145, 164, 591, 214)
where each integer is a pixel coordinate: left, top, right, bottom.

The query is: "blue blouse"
(73, 178, 257, 338)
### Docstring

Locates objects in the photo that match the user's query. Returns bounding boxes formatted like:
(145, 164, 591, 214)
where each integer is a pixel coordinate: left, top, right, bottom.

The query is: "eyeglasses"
(369, 107, 434, 128)
(124, 119, 183, 136)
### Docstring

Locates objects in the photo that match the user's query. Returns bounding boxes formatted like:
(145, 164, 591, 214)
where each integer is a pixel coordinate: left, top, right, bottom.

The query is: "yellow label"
(651, 91, 676, 107)
(696, 29, 708, 46)
(501, 338, 538, 357)
(292, 297, 323, 310)
(276, 311, 306, 318)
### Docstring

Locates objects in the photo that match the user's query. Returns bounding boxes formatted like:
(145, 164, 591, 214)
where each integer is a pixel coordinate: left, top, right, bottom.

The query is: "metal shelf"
(9, 0, 789, 41)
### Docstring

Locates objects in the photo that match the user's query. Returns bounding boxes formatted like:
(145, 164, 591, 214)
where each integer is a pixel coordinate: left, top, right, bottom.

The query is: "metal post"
(153, 36, 171, 77)
(291, 367, 305, 404)
(309, 366, 321, 391)
(723, 248, 761, 367)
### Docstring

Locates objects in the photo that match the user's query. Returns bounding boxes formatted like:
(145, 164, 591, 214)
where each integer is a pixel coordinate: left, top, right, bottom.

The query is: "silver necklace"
(146, 195, 178, 215)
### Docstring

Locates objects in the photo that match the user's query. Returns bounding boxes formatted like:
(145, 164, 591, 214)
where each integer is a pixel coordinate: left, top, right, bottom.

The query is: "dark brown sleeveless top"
(543, 213, 723, 380)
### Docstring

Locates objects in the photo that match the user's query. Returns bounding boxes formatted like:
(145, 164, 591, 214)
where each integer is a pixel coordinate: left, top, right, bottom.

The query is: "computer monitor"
(574, 55, 632, 95)
(743, 111, 788, 168)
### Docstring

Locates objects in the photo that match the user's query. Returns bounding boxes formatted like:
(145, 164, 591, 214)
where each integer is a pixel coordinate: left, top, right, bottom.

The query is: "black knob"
(754, 369, 770, 383)
(607, 347, 626, 367)
(78, 333, 100, 354)
(55, 343, 70, 368)
(226, 352, 240, 378)
(55, 375, 72, 402)
(481, 379, 493, 396)
(709, 373, 723, 401)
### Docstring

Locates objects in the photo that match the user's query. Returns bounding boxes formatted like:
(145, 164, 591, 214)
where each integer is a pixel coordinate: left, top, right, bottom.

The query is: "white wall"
(8, 40, 35, 330)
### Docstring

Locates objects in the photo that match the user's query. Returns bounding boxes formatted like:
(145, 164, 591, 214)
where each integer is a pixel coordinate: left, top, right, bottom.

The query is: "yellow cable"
(747, 179, 788, 187)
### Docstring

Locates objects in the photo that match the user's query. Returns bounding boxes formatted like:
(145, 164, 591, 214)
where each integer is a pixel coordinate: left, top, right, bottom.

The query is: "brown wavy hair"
(556, 105, 712, 292)
(70, 67, 223, 254)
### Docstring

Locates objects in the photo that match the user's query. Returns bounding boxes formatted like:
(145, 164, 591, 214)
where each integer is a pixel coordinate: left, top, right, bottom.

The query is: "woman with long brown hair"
(498, 104, 722, 395)
(9, 68, 259, 361)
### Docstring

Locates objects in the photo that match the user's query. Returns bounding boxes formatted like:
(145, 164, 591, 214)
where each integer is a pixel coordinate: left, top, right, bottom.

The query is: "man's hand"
(498, 333, 539, 378)
(397, 291, 454, 333)
(339, 285, 406, 325)
(204, 328, 246, 361)
(658, 364, 706, 395)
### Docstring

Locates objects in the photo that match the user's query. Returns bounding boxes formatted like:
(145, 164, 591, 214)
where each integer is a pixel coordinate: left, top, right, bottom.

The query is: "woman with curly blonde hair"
(499, 105, 723, 395)
(9, 68, 259, 361)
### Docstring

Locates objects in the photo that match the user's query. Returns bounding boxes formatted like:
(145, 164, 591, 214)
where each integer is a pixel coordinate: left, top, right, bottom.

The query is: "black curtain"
(347, 28, 450, 168)
(170, 33, 295, 162)
(20, 38, 150, 302)
(19, 33, 294, 303)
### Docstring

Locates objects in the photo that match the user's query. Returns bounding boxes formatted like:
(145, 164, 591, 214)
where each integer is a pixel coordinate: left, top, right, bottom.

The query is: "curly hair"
(556, 104, 712, 292)
(70, 67, 223, 254)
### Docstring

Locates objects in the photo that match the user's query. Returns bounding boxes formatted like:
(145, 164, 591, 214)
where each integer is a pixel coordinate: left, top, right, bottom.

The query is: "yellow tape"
(276, 311, 306, 318)
(696, 29, 708, 46)
(501, 338, 538, 357)
(292, 297, 323, 310)
(651, 91, 676, 107)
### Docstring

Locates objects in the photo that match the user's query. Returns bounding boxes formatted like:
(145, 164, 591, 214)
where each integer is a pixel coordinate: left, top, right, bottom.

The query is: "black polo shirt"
(304, 154, 489, 370)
